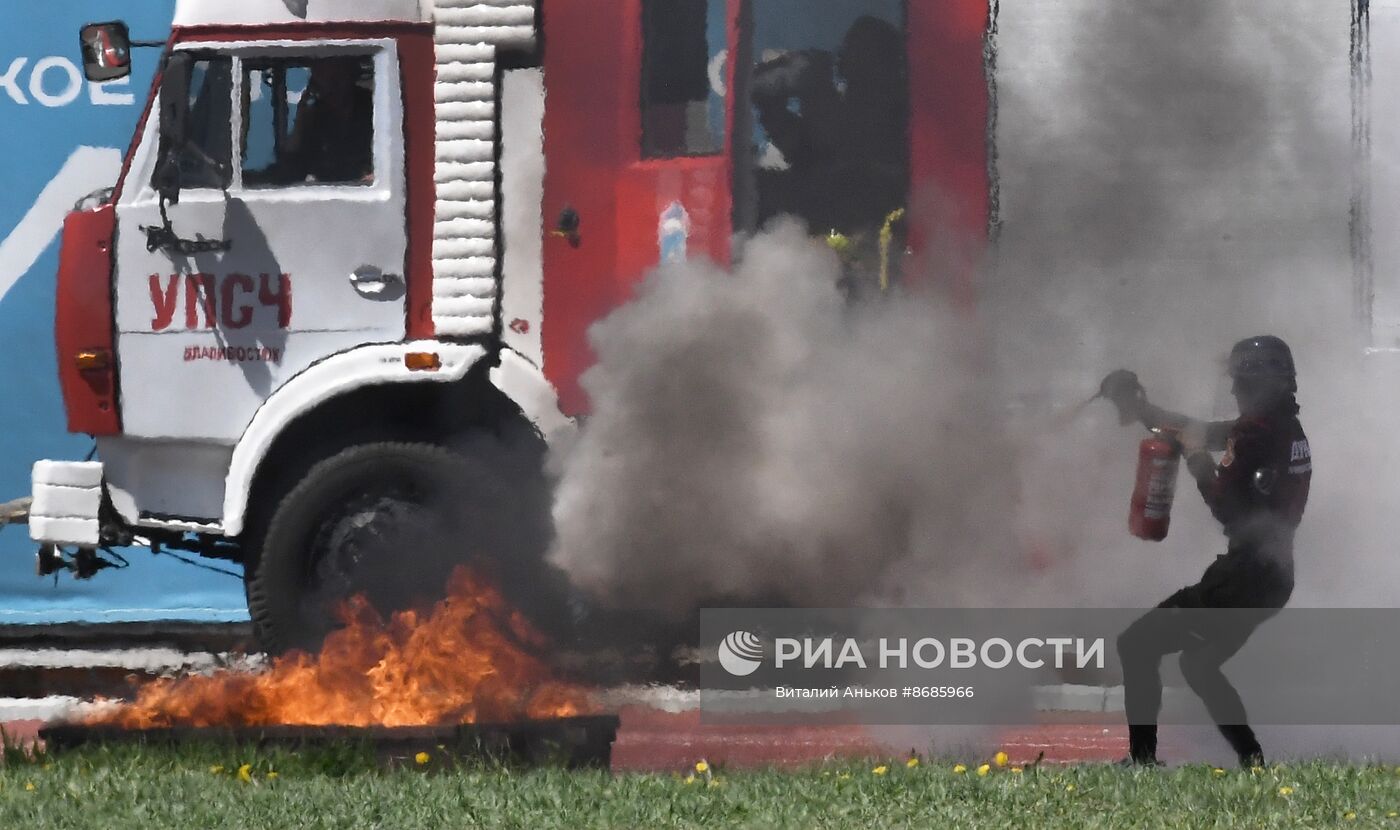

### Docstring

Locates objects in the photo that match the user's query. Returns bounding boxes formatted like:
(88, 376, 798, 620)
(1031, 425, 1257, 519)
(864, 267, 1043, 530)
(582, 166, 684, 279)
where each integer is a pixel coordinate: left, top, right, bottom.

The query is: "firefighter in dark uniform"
(751, 17, 908, 297)
(1100, 335, 1312, 767)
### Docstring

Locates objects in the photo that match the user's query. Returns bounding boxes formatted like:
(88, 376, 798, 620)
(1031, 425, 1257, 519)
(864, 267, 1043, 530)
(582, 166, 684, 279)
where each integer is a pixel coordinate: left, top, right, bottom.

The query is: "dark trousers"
(1116, 551, 1292, 765)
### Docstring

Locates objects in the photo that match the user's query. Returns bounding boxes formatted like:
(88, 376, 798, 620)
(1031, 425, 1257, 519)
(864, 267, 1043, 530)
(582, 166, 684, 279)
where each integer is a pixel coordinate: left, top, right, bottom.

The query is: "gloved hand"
(1099, 369, 1146, 425)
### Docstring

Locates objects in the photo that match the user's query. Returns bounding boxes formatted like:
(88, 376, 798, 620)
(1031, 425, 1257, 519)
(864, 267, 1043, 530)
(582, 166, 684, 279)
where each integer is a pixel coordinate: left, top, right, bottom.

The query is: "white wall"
(1370, 0, 1400, 345)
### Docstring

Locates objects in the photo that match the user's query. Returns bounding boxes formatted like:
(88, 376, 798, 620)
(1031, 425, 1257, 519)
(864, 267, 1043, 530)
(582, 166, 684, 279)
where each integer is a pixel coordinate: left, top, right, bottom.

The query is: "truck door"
(542, 0, 742, 416)
(113, 42, 408, 442)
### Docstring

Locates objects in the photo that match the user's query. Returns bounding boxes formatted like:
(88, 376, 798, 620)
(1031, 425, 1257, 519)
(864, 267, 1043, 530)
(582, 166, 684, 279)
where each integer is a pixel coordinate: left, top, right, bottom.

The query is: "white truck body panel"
(220, 340, 489, 536)
(173, 0, 432, 27)
(98, 440, 235, 526)
(429, 0, 538, 338)
(489, 348, 572, 444)
(498, 67, 546, 366)
(33, 341, 497, 540)
(114, 39, 408, 443)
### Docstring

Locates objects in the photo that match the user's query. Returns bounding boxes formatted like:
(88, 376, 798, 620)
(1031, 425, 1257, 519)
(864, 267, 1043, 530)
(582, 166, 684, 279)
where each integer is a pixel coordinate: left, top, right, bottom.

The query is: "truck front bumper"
(30, 460, 104, 547)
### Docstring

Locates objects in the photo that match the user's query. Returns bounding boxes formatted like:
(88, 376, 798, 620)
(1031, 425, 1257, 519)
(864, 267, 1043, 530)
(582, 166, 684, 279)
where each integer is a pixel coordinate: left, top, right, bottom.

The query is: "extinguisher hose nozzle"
(1047, 391, 1103, 431)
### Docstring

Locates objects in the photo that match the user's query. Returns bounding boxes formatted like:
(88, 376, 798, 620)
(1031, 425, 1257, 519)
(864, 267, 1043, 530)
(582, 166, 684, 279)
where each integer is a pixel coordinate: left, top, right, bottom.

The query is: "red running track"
(611, 707, 1145, 771)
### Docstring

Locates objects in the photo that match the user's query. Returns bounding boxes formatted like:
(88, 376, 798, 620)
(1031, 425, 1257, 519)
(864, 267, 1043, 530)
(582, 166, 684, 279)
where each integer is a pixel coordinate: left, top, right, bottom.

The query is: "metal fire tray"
(39, 714, 621, 769)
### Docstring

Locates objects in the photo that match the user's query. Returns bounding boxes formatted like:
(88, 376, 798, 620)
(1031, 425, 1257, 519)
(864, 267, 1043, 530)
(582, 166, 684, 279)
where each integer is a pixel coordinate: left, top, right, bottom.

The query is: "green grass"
(4, 741, 1400, 829)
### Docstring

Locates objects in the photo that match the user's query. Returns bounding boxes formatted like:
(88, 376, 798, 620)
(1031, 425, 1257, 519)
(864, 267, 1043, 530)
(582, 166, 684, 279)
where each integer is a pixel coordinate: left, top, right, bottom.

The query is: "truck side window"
(640, 0, 726, 158)
(164, 57, 234, 190)
(241, 55, 375, 186)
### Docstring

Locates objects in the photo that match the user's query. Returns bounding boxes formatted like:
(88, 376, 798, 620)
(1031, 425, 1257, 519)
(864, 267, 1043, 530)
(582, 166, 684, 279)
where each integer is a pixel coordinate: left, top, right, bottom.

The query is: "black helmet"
(1227, 335, 1295, 380)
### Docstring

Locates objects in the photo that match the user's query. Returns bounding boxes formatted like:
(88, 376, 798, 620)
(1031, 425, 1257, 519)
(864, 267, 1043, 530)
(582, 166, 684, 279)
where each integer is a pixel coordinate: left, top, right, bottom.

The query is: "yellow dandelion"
(24, 782, 35, 792)
(1345, 812, 1357, 821)
(993, 751, 1009, 768)
(684, 774, 696, 785)
(872, 765, 889, 776)
(1010, 766, 1023, 774)
(1387, 811, 1397, 818)
(414, 752, 430, 766)
(1278, 786, 1294, 796)
(209, 765, 224, 775)
(906, 757, 920, 769)
(695, 760, 709, 774)
(266, 771, 278, 780)
(1212, 768, 1226, 776)
(952, 764, 967, 774)
(977, 764, 991, 776)
(1066, 784, 1076, 792)
(237, 764, 253, 783)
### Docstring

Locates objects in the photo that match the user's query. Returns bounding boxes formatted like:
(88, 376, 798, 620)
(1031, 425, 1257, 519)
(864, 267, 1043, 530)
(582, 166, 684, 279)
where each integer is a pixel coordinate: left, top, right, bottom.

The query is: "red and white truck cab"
(33, 0, 991, 649)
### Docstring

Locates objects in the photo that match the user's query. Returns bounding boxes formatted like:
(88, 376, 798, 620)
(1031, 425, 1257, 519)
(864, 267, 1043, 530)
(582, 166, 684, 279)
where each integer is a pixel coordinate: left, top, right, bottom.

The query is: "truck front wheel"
(244, 441, 558, 654)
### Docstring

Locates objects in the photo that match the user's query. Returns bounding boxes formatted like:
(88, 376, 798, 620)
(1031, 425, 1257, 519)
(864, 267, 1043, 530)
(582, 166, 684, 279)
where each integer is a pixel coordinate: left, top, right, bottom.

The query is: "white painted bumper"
(29, 460, 104, 547)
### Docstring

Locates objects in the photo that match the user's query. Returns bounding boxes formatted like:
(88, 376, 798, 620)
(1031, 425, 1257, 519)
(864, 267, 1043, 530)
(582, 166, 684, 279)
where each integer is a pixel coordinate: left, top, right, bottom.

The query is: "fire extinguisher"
(1129, 428, 1180, 541)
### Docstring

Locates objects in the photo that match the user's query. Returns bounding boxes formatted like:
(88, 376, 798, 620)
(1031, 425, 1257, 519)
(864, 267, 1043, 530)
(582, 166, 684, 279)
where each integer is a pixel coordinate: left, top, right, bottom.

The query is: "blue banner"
(0, 2, 248, 623)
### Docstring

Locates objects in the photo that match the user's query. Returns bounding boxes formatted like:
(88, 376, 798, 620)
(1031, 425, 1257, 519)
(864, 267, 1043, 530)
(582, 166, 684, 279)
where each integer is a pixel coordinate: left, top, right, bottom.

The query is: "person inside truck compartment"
(274, 56, 374, 185)
(750, 16, 908, 240)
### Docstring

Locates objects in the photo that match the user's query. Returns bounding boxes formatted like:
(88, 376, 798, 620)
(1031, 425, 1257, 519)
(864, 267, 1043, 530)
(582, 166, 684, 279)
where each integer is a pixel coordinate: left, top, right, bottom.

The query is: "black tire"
(244, 440, 566, 654)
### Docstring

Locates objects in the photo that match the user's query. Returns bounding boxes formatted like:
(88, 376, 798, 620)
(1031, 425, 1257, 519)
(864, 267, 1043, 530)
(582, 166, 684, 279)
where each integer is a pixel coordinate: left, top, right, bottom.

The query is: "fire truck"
(30, 0, 991, 650)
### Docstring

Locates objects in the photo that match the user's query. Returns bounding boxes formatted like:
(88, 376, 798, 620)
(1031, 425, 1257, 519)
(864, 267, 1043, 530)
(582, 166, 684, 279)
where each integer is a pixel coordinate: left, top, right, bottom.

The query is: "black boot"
(1219, 724, 1264, 768)
(1126, 724, 1161, 766)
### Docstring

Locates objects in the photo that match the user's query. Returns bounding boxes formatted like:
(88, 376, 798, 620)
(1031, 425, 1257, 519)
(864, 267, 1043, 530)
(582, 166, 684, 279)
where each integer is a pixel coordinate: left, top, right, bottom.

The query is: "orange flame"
(91, 567, 593, 728)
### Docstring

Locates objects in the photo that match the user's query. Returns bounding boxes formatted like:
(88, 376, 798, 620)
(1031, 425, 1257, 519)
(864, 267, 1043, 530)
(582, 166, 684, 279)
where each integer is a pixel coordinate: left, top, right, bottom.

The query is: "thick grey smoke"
(987, 0, 1372, 611)
(549, 220, 1022, 613)
(548, 0, 1386, 618)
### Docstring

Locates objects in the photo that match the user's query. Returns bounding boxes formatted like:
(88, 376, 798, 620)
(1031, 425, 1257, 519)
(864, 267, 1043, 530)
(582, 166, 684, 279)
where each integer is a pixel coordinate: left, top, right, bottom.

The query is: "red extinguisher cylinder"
(1129, 435, 1180, 541)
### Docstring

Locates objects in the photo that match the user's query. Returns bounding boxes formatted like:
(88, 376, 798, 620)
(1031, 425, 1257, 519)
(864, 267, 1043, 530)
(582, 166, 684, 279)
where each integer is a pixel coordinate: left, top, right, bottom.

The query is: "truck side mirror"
(153, 52, 193, 205)
(79, 22, 133, 82)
